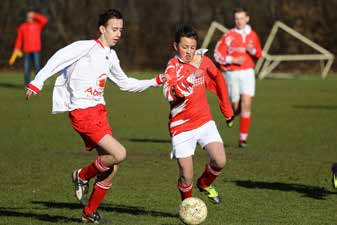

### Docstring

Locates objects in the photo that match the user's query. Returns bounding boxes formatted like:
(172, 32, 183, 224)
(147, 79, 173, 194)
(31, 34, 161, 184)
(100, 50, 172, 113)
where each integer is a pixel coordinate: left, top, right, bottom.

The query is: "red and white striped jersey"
(163, 55, 234, 136)
(214, 25, 262, 71)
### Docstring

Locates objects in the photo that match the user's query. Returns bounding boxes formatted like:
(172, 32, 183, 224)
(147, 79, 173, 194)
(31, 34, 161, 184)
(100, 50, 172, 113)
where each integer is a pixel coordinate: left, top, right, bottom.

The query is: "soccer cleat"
(331, 163, 337, 189)
(239, 140, 248, 148)
(82, 211, 109, 224)
(72, 169, 89, 205)
(198, 185, 222, 204)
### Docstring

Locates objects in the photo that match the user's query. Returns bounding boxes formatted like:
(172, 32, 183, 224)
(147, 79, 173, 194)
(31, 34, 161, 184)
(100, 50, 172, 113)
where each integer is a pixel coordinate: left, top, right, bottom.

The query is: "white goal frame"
(201, 21, 334, 79)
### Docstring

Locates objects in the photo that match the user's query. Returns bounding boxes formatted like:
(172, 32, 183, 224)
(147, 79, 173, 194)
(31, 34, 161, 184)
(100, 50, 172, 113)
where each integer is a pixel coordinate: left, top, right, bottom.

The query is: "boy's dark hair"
(98, 9, 123, 28)
(233, 7, 249, 16)
(174, 25, 198, 43)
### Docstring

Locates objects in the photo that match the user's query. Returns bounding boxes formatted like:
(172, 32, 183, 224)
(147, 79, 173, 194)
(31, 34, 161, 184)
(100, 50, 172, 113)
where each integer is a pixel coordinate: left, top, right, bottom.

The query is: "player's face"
(174, 37, 197, 63)
(26, 11, 34, 22)
(99, 18, 123, 47)
(234, 12, 249, 30)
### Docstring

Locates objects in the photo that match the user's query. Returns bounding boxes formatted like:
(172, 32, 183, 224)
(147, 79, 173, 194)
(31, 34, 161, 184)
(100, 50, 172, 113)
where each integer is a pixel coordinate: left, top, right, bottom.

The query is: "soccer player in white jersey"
(214, 8, 262, 148)
(25, 9, 165, 223)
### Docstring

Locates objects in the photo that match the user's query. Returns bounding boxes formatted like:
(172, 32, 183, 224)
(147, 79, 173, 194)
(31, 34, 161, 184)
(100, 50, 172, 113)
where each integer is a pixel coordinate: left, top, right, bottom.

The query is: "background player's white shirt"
(29, 40, 159, 113)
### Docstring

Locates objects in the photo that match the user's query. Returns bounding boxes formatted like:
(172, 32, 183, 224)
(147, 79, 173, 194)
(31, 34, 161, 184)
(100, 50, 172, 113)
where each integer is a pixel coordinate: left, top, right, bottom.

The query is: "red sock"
(239, 113, 251, 142)
(79, 156, 110, 181)
(177, 181, 193, 200)
(84, 181, 112, 215)
(197, 164, 222, 188)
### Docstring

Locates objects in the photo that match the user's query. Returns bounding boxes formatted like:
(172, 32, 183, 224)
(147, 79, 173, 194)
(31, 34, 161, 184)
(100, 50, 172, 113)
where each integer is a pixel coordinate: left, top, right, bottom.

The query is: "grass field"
(1, 72, 337, 225)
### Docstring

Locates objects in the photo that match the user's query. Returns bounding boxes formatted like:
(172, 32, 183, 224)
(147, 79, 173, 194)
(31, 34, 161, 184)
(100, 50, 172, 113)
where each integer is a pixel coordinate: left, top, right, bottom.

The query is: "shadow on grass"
(0, 207, 79, 223)
(293, 104, 337, 110)
(0, 82, 23, 89)
(232, 180, 336, 200)
(128, 138, 171, 144)
(32, 201, 178, 218)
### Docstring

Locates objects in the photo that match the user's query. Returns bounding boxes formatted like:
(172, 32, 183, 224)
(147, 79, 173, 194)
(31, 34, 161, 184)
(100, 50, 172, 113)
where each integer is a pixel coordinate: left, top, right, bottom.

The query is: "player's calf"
(197, 164, 223, 204)
(178, 179, 193, 200)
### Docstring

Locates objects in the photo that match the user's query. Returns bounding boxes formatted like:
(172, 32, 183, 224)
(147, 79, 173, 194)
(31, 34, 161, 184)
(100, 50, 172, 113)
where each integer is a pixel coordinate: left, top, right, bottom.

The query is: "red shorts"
(69, 104, 112, 151)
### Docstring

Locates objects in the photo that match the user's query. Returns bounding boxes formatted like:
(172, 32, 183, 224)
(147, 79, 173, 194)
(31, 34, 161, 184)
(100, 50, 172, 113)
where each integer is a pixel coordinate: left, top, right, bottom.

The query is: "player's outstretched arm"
(27, 41, 96, 94)
(108, 52, 165, 92)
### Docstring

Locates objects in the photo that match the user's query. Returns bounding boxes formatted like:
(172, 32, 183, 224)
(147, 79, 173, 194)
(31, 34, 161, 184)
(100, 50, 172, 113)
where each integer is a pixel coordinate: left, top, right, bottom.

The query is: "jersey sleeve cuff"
(155, 75, 164, 85)
(26, 83, 40, 94)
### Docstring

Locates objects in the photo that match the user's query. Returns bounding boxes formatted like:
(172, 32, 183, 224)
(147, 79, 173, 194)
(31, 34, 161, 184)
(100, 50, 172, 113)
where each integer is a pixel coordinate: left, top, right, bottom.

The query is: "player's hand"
(246, 41, 256, 55)
(174, 74, 195, 98)
(225, 116, 235, 128)
(156, 74, 169, 85)
(232, 56, 245, 65)
(25, 89, 36, 100)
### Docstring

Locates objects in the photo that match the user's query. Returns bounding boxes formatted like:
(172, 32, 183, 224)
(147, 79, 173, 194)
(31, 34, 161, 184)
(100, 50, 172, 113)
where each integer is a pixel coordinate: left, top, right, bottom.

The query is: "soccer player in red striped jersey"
(163, 25, 234, 204)
(214, 8, 262, 148)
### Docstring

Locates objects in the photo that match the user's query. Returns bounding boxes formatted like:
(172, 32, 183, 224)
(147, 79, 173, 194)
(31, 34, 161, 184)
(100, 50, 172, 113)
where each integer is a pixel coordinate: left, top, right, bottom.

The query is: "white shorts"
(224, 69, 255, 103)
(170, 120, 223, 159)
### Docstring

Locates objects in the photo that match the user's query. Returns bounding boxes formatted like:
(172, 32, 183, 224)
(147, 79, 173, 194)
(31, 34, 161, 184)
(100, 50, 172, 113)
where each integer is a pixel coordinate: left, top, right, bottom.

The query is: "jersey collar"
(234, 25, 252, 35)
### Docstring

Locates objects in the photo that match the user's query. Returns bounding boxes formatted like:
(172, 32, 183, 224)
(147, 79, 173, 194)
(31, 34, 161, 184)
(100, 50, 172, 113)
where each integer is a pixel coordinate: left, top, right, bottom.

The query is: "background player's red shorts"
(69, 104, 112, 151)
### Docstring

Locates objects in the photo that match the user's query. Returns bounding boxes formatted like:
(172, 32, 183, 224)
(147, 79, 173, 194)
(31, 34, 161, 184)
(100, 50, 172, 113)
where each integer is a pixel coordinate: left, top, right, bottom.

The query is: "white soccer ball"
(179, 197, 207, 225)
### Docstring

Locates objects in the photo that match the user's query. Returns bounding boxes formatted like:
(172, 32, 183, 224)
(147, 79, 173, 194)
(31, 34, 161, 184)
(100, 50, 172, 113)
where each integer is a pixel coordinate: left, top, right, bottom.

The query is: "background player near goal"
(163, 25, 233, 204)
(214, 7, 262, 148)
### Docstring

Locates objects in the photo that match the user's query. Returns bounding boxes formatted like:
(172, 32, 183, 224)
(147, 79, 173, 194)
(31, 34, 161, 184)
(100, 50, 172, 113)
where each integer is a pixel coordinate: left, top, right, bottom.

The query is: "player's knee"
(211, 155, 226, 170)
(112, 145, 127, 163)
(100, 155, 115, 167)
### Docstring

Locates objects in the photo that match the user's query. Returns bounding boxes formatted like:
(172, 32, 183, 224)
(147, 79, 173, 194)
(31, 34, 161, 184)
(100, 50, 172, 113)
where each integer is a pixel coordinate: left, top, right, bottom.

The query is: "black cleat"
(82, 211, 109, 224)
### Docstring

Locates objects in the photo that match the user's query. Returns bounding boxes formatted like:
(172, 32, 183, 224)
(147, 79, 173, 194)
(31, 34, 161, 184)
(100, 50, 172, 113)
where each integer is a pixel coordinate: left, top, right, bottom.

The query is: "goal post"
(256, 21, 334, 79)
(201, 21, 228, 49)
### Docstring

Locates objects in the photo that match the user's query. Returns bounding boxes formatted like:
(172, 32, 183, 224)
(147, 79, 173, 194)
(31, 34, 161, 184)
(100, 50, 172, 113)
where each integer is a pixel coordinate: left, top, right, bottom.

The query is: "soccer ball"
(179, 197, 207, 225)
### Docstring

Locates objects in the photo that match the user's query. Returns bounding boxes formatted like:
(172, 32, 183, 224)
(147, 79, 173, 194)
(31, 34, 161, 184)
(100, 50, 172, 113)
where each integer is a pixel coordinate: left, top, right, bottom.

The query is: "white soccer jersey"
(27, 39, 160, 113)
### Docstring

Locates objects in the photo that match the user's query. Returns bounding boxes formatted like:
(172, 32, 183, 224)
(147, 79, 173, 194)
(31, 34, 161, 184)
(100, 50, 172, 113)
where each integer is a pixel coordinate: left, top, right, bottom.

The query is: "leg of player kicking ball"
(82, 165, 118, 220)
(239, 94, 252, 148)
(74, 135, 125, 204)
(197, 142, 226, 204)
(78, 135, 126, 182)
(177, 157, 194, 200)
(80, 135, 126, 223)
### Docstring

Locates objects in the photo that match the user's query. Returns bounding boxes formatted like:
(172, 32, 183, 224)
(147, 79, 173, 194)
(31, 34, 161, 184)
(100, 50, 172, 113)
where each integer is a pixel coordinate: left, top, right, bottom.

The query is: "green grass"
(0, 72, 337, 225)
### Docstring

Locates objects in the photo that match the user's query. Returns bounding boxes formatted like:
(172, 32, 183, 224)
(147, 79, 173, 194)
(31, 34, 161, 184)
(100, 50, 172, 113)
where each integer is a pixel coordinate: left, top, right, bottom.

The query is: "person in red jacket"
(163, 25, 234, 204)
(11, 10, 48, 85)
(214, 8, 262, 148)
